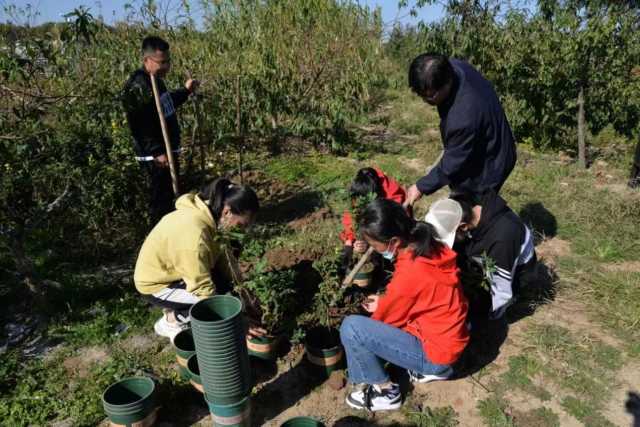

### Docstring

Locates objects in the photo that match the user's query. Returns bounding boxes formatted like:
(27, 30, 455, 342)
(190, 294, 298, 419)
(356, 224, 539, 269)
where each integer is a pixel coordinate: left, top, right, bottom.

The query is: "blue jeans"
(340, 315, 452, 385)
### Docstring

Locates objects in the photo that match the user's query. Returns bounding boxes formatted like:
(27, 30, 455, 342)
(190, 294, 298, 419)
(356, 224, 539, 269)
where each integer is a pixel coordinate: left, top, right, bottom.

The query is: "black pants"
(629, 139, 640, 188)
(140, 161, 177, 225)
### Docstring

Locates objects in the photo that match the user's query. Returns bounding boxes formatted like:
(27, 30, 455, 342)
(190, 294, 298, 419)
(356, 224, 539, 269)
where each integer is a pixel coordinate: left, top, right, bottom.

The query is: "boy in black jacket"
(122, 36, 199, 224)
(426, 191, 536, 319)
(404, 53, 517, 205)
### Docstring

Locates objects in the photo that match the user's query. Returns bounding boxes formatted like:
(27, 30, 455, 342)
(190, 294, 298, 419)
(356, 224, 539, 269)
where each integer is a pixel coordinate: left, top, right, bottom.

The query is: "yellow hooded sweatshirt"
(134, 193, 232, 297)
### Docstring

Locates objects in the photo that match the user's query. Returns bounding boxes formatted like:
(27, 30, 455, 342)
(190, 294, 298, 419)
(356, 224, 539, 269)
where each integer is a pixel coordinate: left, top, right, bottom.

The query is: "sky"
(0, 0, 445, 28)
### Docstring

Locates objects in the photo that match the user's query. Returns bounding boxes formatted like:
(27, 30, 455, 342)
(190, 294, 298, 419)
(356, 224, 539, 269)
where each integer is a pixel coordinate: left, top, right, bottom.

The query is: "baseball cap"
(424, 198, 463, 248)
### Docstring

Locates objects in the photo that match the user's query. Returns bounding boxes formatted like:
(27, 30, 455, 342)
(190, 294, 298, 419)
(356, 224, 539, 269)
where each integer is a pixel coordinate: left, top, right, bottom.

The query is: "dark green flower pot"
(206, 394, 251, 427)
(190, 296, 252, 404)
(304, 326, 344, 376)
(187, 354, 204, 393)
(247, 335, 278, 360)
(173, 329, 196, 380)
(352, 262, 374, 288)
(281, 416, 326, 427)
(102, 377, 157, 426)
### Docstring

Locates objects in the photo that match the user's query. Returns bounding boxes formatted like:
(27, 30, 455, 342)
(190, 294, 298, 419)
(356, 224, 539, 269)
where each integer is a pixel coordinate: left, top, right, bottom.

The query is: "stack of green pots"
(102, 376, 157, 427)
(190, 295, 252, 426)
(172, 328, 196, 380)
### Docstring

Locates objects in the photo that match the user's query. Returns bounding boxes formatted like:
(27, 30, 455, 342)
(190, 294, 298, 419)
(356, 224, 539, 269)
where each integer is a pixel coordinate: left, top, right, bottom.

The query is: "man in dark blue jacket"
(404, 53, 516, 205)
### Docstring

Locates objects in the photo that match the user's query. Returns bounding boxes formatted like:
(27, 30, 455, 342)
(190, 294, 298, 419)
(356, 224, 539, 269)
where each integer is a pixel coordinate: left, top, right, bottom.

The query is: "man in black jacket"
(122, 36, 199, 224)
(426, 191, 536, 319)
(404, 53, 516, 205)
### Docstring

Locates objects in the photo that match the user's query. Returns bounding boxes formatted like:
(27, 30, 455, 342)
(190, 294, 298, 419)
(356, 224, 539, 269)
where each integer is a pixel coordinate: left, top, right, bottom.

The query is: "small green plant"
(477, 397, 516, 427)
(238, 260, 296, 334)
(298, 251, 363, 329)
(407, 405, 460, 427)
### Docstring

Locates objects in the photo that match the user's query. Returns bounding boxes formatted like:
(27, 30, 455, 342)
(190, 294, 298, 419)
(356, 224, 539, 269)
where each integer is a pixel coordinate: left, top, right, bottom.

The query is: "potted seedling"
(238, 260, 296, 360)
(296, 253, 362, 376)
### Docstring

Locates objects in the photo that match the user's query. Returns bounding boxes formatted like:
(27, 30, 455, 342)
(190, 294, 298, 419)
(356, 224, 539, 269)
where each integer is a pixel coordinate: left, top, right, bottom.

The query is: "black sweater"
(122, 69, 190, 158)
(417, 59, 516, 196)
(454, 191, 535, 312)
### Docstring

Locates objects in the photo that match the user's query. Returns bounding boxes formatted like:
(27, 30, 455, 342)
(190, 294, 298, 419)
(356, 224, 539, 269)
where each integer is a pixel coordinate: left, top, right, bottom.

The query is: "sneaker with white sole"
(408, 367, 453, 383)
(154, 314, 189, 340)
(346, 383, 402, 411)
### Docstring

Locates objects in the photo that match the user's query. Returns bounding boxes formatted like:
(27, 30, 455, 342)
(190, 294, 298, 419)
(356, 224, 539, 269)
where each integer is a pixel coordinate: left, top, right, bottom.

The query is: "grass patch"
(406, 405, 460, 427)
(500, 355, 551, 401)
(0, 342, 174, 427)
(561, 396, 616, 427)
(478, 397, 516, 427)
(386, 89, 438, 136)
(514, 407, 561, 427)
(525, 324, 620, 406)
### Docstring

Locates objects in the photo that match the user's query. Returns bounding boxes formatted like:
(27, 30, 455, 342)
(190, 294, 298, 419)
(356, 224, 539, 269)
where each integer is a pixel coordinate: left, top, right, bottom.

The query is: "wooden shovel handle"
(150, 73, 180, 196)
(342, 246, 375, 286)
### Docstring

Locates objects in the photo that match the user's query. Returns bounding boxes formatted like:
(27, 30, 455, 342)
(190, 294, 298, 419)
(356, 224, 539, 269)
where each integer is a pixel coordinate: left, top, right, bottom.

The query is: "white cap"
(424, 198, 463, 248)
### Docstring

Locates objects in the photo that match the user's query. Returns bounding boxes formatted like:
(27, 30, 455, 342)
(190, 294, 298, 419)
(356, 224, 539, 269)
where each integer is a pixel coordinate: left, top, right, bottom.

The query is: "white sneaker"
(154, 314, 188, 340)
(408, 367, 453, 383)
(346, 383, 402, 411)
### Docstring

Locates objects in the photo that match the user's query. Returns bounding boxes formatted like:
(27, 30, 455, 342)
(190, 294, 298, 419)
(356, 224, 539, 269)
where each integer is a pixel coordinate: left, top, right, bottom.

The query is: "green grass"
(478, 397, 516, 427)
(406, 405, 460, 427)
(500, 355, 551, 401)
(561, 396, 616, 427)
(4, 89, 640, 426)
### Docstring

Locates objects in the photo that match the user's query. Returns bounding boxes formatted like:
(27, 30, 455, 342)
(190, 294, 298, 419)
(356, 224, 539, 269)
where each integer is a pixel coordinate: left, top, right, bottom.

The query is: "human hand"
(354, 240, 368, 254)
(247, 326, 267, 339)
(185, 78, 200, 93)
(362, 294, 380, 313)
(153, 154, 169, 168)
(404, 184, 422, 208)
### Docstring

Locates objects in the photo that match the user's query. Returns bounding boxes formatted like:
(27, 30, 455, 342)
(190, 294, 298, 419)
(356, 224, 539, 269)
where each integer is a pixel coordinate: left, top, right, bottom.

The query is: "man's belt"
(135, 148, 182, 162)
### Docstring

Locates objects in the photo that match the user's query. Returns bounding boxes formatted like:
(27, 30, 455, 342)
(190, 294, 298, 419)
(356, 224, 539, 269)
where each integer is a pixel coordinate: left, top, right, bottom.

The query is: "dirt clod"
(327, 370, 346, 390)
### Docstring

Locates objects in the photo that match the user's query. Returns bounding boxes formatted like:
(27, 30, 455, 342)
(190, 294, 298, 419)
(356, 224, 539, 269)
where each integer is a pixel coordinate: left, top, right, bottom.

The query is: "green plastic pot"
(304, 326, 344, 376)
(280, 416, 326, 427)
(247, 335, 278, 360)
(352, 262, 374, 288)
(173, 329, 196, 380)
(190, 295, 243, 325)
(102, 377, 157, 426)
(187, 354, 204, 394)
(206, 395, 251, 427)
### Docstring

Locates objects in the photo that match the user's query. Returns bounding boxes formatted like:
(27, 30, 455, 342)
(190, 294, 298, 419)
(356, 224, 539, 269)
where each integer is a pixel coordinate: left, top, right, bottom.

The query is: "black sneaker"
(346, 383, 402, 411)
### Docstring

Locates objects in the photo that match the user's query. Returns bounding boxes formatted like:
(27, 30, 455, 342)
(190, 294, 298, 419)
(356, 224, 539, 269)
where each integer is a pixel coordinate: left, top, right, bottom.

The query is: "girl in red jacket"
(340, 199, 469, 411)
(340, 167, 407, 274)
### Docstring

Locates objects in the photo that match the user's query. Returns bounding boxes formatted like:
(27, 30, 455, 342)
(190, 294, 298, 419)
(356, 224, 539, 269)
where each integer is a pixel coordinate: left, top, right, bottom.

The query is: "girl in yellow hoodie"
(134, 177, 259, 339)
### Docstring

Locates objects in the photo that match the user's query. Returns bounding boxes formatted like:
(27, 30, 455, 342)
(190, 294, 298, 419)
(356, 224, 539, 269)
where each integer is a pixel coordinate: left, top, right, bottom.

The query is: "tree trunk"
(577, 86, 587, 168)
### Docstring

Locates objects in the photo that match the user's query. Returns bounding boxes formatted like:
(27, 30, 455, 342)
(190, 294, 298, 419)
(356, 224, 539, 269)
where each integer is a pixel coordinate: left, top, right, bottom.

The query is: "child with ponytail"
(340, 199, 469, 411)
(134, 177, 260, 339)
(340, 167, 408, 275)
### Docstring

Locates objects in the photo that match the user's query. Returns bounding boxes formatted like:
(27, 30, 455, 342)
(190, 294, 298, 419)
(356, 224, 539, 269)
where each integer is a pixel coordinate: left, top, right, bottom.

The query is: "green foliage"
(561, 396, 616, 427)
(390, 1, 640, 151)
(239, 260, 296, 333)
(477, 397, 516, 427)
(407, 405, 459, 427)
(0, 0, 387, 299)
(501, 355, 551, 401)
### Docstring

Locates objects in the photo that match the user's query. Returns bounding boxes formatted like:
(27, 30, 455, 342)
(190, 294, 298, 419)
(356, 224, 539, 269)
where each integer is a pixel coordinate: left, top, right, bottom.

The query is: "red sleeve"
(374, 168, 406, 205)
(340, 211, 355, 244)
(371, 272, 415, 328)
